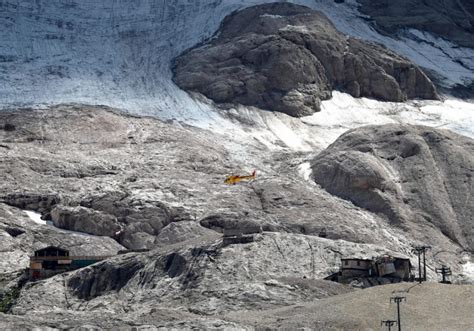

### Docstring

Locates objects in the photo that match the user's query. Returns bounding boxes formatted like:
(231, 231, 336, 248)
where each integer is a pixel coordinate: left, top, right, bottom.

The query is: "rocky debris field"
(0, 105, 473, 328)
(173, 3, 438, 117)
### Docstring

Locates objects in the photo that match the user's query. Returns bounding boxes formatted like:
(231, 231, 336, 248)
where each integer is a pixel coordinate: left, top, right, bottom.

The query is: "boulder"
(51, 205, 121, 238)
(199, 212, 263, 234)
(0, 193, 60, 217)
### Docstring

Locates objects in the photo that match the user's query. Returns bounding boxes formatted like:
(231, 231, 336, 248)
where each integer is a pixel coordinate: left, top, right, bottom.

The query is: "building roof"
(341, 258, 373, 262)
(35, 245, 69, 253)
(341, 252, 411, 262)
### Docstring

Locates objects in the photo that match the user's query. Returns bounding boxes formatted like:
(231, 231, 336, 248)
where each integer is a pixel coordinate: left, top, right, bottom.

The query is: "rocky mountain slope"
(1, 0, 473, 329)
(0, 106, 430, 256)
(174, 3, 438, 117)
(1, 106, 473, 329)
(1, 0, 472, 120)
(312, 124, 474, 251)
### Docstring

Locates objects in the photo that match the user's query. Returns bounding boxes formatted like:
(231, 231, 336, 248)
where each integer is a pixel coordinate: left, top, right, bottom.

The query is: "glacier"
(1, 0, 473, 148)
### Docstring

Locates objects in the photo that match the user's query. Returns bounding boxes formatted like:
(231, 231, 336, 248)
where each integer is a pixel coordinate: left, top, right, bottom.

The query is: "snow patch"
(461, 255, 474, 282)
(280, 25, 310, 33)
(400, 29, 474, 87)
(23, 210, 92, 237)
(24, 210, 53, 226)
(302, 92, 474, 142)
(186, 91, 474, 160)
(297, 162, 312, 181)
(260, 13, 284, 19)
(464, 262, 474, 277)
(262, 115, 312, 151)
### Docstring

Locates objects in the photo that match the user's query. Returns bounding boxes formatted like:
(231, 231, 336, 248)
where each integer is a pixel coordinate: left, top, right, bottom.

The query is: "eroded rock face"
(358, 0, 474, 49)
(154, 221, 216, 247)
(67, 254, 146, 300)
(173, 3, 438, 117)
(19, 233, 381, 315)
(0, 193, 59, 219)
(1, 105, 466, 265)
(0, 203, 125, 276)
(311, 124, 474, 250)
(46, 190, 196, 249)
(51, 205, 122, 238)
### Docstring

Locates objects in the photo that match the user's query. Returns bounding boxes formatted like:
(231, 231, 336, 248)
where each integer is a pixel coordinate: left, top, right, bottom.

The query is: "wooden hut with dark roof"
(29, 245, 112, 280)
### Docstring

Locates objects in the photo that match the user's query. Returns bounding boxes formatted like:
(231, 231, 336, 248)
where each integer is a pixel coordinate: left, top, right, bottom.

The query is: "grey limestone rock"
(1, 105, 472, 329)
(51, 205, 122, 238)
(0, 203, 124, 276)
(173, 3, 438, 117)
(154, 221, 216, 247)
(311, 124, 474, 250)
(67, 254, 147, 300)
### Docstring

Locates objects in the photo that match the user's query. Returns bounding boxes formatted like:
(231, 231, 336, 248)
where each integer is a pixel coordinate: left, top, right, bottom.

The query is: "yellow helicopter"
(224, 170, 256, 185)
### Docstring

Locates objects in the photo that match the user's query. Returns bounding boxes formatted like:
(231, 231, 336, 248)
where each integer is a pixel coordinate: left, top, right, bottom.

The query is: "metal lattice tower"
(412, 245, 431, 282)
(435, 265, 452, 284)
(390, 296, 406, 331)
(381, 320, 397, 331)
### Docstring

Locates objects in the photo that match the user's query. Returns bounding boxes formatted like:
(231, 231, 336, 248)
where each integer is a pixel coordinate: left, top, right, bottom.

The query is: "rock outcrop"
(51, 205, 122, 238)
(0, 203, 124, 276)
(358, 0, 474, 49)
(0, 193, 59, 220)
(173, 3, 438, 117)
(67, 254, 147, 300)
(311, 124, 474, 250)
(50, 192, 194, 249)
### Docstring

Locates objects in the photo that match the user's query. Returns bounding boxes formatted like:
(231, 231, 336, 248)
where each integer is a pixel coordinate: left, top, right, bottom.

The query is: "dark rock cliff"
(173, 3, 438, 117)
(358, 0, 474, 49)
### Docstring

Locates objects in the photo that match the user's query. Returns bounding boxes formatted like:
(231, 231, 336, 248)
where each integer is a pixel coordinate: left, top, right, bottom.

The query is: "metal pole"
(381, 320, 397, 331)
(422, 249, 426, 281)
(436, 265, 452, 284)
(417, 251, 422, 282)
(397, 302, 401, 331)
(412, 246, 430, 283)
(390, 296, 405, 331)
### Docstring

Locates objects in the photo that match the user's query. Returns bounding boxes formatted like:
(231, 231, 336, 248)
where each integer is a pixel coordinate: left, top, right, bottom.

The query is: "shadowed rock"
(173, 3, 438, 117)
(358, 0, 474, 49)
(67, 255, 146, 300)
